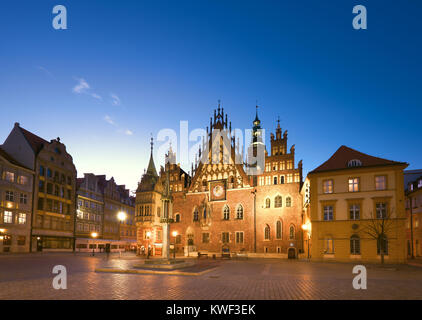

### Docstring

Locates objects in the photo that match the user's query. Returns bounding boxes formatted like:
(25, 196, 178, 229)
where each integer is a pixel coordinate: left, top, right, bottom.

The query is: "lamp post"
(117, 211, 127, 254)
(172, 231, 178, 260)
(90, 232, 98, 256)
(301, 221, 311, 260)
(146, 231, 151, 259)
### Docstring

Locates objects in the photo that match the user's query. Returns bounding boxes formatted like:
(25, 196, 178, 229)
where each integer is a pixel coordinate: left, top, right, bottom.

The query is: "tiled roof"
(310, 145, 406, 174)
(0, 147, 30, 170)
(18, 126, 49, 154)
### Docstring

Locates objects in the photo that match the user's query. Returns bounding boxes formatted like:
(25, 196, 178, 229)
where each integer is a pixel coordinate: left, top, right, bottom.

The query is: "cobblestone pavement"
(1, 253, 422, 300)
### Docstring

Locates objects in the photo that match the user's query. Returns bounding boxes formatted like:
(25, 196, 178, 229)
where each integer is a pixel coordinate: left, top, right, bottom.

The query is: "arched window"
(286, 197, 292, 207)
(274, 196, 282, 208)
(276, 220, 282, 239)
(377, 235, 388, 255)
(264, 225, 270, 240)
(265, 198, 270, 208)
(236, 204, 244, 220)
(280, 176, 285, 184)
(289, 225, 295, 239)
(350, 234, 360, 255)
(223, 205, 230, 220)
(175, 213, 180, 223)
(193, 208, 199, 221)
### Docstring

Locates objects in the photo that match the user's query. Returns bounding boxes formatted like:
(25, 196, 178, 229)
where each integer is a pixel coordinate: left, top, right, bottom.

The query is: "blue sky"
(1, 0, 421, 192)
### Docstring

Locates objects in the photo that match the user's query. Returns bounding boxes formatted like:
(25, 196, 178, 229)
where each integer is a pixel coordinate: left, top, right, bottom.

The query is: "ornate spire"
(146, 135, 158, 177)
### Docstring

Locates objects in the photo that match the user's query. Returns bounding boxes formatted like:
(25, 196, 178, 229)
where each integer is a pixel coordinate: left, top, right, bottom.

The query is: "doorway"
(288, 248, 296, 259)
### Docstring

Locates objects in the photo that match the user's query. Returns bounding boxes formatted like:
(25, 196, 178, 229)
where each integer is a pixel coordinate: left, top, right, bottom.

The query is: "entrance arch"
(288, 247, 296, 259)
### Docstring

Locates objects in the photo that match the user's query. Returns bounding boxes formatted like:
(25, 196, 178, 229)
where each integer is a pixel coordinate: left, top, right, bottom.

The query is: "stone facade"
(2, 123, 77, 252)
(0, 148, 34, 253)
(135, 106, 304, 258)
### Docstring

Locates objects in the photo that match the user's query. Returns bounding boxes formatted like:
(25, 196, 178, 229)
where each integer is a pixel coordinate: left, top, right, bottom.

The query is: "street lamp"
(117, 211, 127, 253)
(172, 231, 178, 260)
(91, 232, 98, 256)
(146, 231, 151, 259)
(301, 221, 312, 260)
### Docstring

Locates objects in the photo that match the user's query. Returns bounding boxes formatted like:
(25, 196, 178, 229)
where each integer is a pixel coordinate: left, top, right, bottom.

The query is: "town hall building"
(135, 105, 305, 258)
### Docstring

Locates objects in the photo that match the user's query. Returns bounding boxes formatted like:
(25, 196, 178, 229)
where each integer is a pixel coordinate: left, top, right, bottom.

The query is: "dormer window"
(348, 159, 362, 167)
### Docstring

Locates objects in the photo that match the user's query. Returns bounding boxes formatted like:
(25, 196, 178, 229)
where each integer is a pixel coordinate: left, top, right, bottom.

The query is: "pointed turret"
(146, 136, 158, 177)
(137, 136, 158, 192)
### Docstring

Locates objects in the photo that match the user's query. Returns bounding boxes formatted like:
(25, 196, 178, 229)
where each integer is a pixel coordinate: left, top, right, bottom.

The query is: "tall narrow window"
(274, 196, 282, 208)
(349, 204, 360, 220)
(236, 205, 243, 220)
(376, 202, 387, 219)
(276, 220, 282, 239)
(324, 238, 334, 254)
(193, 208, 199, 221)
(324, 206, 333, 221)
(264, 225, 270, 240)
(222, 232, 229, 243)
(3, 211, 13, 224)
(236, 232, 244, 244)
(286, 197, 291, 207)
(289, 225, 295, 239)
(223, 205, 230, 220)
(265, 198, 270, 208)
(350, 235, 361, 255)
(323, 180, 333, 194)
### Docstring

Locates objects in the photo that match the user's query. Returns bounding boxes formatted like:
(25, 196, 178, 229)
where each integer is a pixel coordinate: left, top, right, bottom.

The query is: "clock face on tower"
(209, 180, 226, 201)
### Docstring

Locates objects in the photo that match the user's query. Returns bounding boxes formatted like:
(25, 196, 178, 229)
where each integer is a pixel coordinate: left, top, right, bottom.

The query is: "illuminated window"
(18, 213, 26, 224)
(348, 178, 359, 192)
(4, 171, 14, 182)
(323, 180, 333, 194)
(4, 211, 13, 224)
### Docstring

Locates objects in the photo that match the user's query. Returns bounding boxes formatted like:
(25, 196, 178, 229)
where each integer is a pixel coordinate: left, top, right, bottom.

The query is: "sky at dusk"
(1, 0, 421, 193)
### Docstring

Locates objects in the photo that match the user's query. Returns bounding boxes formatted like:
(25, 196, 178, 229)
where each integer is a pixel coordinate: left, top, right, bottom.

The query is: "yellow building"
(307, 145, 408, 264)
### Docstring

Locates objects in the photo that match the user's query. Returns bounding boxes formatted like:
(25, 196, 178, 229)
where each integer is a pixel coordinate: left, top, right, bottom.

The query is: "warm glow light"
(117, 211, 127, 221)
(146, 231, 151, 238)
(0, 229, 5, 233)
(0, 236, 3, 240)
(7, 202, 13, 208)
(91, 232, 98, 238)
(301, 224, 308, 231)
(172, 231, 178, 237)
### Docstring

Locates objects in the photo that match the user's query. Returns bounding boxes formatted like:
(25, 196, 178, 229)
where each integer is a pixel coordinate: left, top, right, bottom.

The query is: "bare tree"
(361, 206, 395, 264)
